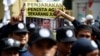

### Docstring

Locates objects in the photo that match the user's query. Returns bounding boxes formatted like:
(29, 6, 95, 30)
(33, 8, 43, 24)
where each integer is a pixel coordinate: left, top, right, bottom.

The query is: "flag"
(3, 10, 11, 24)
(3, 0, 16, 24)
(3, 0, 16, 6)
(88, 0, 94, 8)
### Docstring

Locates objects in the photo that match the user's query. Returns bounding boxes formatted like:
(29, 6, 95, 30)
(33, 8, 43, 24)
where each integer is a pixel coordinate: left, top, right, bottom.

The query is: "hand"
(20, 3, 25, 13)
(54, 9, 75, 22)
(53, 9, 66, 19)
(10, 16, 20, 25)
(18, 3, 25, 21)
(9, 4, 25, 24)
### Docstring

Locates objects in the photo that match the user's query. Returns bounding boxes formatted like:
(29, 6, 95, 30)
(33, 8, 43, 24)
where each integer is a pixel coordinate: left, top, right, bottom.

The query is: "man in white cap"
(85, 14, 94, 25)
(85, 14, 100, 33)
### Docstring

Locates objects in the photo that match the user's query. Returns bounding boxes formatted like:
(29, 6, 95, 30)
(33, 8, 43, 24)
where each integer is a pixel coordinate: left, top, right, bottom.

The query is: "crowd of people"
(0, 4, 100, 56)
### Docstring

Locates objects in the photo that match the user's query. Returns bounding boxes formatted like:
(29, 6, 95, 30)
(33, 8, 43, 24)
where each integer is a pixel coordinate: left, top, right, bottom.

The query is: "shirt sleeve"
(72, 19, 83, 28)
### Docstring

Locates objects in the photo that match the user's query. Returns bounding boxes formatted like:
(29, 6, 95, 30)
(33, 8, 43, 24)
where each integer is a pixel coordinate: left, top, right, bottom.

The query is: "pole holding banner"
(23, 3, 26, 24)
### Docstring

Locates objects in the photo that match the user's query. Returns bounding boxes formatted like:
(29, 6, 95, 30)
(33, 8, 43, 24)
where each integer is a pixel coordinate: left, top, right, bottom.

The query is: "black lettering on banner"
(28, 12, 33, 16)
(27, 8, 32, 11)
(48, 8, 55, 11)
(28, 12, 48, 16)
(49, 12, 54, 16)
(27, 8, 47, 11)
(40, 12, 48, 16)
(58, 8, 63, 11)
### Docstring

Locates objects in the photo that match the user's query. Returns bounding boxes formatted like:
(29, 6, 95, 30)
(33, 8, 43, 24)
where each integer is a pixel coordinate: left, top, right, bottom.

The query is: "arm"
(54, 9, 75, 22)
(53, 9, 82, 27)
(18, 3, 25, 21)
(9, 4, 25, 24)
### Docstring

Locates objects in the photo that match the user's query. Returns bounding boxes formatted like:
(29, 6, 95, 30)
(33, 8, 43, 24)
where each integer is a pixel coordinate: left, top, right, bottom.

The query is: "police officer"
(56, 26, 77, 56)
(70, 38, 99, 56)
(0, 38, 21, 56)
(75, 25, 92, 40)
(26, 22, 38, 35)
(9, 22, 32, 56)
(28, 27, 57, 56)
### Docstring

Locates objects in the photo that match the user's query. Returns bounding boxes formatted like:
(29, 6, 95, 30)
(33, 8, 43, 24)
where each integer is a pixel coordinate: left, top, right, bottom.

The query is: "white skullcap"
(86, 14, 94, 20)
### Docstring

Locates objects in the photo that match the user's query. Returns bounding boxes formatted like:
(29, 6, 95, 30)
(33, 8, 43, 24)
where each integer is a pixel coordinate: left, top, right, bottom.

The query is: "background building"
(72, 0, 100, 20)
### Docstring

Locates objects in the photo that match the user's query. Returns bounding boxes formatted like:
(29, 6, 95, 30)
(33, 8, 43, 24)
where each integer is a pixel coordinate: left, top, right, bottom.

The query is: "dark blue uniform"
(19, 45, 32, 56)
(0, 23, 12, 39)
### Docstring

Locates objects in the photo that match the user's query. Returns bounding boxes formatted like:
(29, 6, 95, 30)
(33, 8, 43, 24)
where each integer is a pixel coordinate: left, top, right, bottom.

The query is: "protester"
(28, 27, 57, 56)
(53, 9, 83, 27)
(40, 19, 51, 29)
(0, 17, 22, 39)
(53, 9, 100, 40)
(75, 25, 92, 39)
(53, 9, 100, 51)
(0, 38, 21, 56)
(56, 26, 77, 56)
(0, 4, 25, 39)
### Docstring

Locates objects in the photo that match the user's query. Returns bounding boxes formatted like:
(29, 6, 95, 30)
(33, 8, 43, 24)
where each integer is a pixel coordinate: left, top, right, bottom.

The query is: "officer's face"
(29, 39, 57, 56)
(77, 30, 92, 40)
(86, 49, 99, 56)
(1, 50, 19, 56)
(57, 41, 73, 55)
(10, 32, 29, 46)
